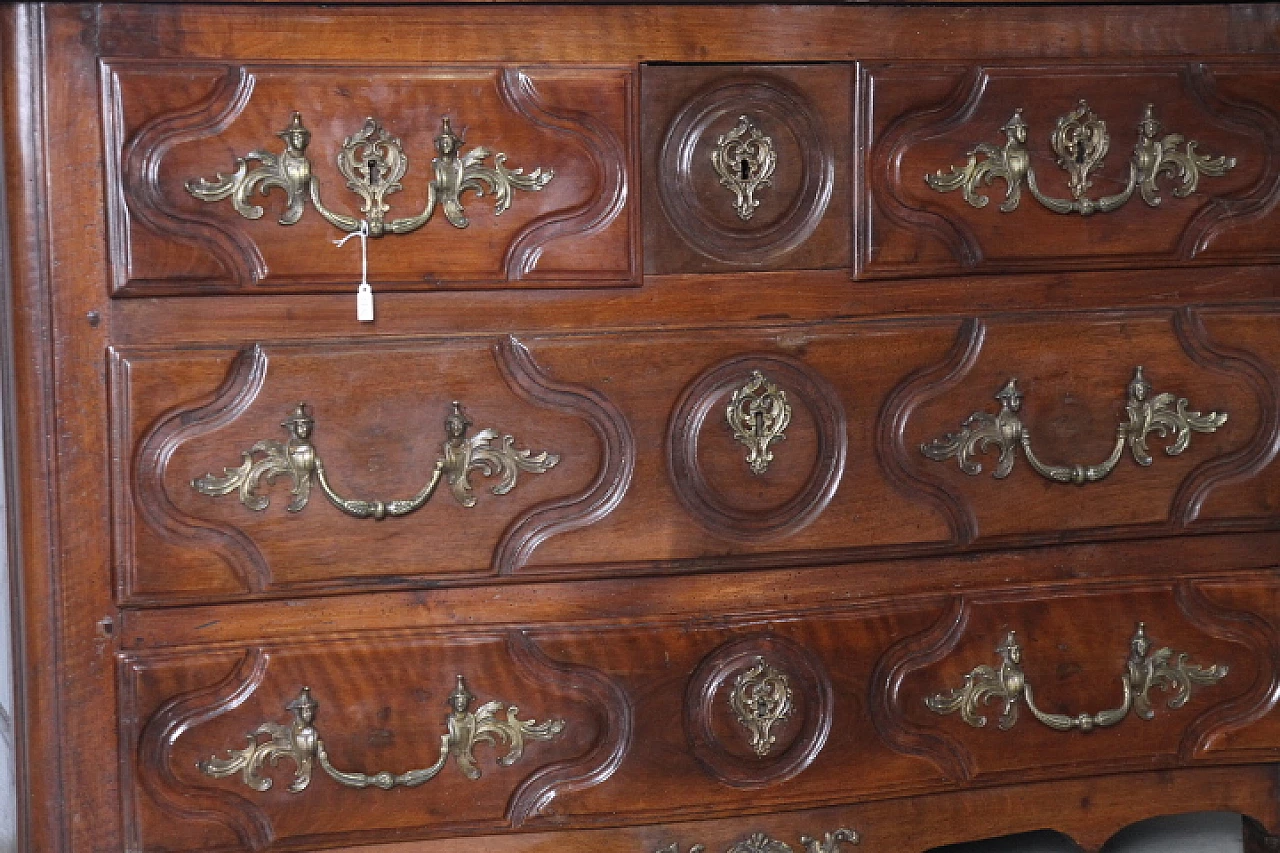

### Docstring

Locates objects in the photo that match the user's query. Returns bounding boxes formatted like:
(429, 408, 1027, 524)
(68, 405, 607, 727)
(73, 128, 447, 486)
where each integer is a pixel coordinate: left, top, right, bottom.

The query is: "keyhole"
(1074, 141, 1087, 165)
(740, 158, 752, 181)
(367, 158, 382, 186)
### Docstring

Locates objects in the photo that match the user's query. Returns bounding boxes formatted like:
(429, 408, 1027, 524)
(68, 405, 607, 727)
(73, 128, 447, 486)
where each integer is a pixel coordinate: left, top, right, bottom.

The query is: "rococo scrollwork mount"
(200, 676, 566, 792)
(926, 100, 1236, 216)
(926, 623, 1228, 733)
(921, 366, 1227, 485)
(729, 656, 794, 758)
(192, 401, 558, 519)
(726, 370, 792, 476)
(712, 115, 777, 221)
(186, 112, 553, 237)
(658, 829, 860, 853)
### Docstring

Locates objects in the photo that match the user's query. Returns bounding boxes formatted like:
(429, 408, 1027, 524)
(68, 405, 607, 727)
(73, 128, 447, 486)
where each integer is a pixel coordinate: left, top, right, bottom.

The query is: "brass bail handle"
(185, 112, 554, 237)
(921, 366, 1227, 484)
(926, 101, 1236, 216)
(926, 623, 1228, 733)
(199, 676, 566, 793)
(192, 401, 559, 518)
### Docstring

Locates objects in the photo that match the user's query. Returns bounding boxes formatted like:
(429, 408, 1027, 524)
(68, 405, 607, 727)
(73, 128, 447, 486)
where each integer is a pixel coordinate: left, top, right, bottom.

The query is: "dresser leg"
(1244, 817, 1280, 853)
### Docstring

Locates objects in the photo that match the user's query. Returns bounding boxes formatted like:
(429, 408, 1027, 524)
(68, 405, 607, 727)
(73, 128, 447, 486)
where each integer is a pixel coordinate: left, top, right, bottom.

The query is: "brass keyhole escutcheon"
(726, 370, 791, 475)
(712, 115, 777, 221)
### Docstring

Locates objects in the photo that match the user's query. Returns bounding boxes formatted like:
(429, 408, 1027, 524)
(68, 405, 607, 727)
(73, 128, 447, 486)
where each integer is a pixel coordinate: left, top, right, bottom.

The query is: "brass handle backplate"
(926, 623, 1228, 733)
(186, 112, 553, 237)
(658, 829, 860, 853)
(192, 401, 558, 518)
(926, 101, 1235, 217)
(200, 676, 565, 792)
(921, 366, 1226, 484)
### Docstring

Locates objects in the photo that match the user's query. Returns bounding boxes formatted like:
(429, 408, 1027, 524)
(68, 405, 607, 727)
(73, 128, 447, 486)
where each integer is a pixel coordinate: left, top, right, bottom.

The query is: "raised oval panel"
(642, 65, 852, 273)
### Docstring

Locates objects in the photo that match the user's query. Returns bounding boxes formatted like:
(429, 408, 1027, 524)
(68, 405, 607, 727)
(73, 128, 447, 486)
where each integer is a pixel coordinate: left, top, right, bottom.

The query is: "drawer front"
(120, 578, 1278, 852)
(894, 309, 1280, 542)
(642, 65, 852, 273)
(858, 63, 1280, 279)
(120, 632, 623, 852)
(112, 337, 626, 602)
(113, 309, 1280, 604)
(882, 581, 1276, 782)
(105, 62, 638, 294)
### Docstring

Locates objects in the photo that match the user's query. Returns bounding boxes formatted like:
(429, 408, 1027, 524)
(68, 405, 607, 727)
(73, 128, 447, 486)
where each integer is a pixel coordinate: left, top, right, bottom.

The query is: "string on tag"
(334, 221, 373, 323)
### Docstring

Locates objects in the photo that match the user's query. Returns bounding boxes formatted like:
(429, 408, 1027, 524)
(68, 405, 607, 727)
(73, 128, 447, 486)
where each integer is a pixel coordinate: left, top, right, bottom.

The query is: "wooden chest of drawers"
(5, 3, 1280, 852)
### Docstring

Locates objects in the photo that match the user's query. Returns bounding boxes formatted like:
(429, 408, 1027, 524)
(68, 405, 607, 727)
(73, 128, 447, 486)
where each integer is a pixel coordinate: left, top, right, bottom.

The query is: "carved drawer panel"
(119, 632, 622, 852)
(104, 63, 638, 294)
(880, 580, 1276, 783)
(892, 309, 1279, 545)
(111, 337, 619, 602)
(642, 65, 852, 273)
(119, 576, 1278, 852)
(527, 309, 1277, 566)
(113, 309, 1280, 604)
(858, 63, 1280, 279)
(540, 580, 1274, 823)
(1178, 580, 1280, 760)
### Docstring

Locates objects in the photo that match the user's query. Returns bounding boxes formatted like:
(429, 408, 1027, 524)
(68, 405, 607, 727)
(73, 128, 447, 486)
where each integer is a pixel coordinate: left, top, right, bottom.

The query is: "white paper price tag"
(356, 282, 374, 323)
(334, 222, 374, 323)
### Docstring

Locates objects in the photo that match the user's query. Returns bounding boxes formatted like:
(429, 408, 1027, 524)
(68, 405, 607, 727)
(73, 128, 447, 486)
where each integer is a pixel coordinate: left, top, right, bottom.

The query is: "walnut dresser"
(5, 3, 1280, 852)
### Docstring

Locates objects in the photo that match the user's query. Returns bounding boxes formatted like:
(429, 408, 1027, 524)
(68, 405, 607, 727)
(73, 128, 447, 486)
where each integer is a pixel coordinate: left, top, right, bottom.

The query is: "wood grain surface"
(4, 4, 1280, 853)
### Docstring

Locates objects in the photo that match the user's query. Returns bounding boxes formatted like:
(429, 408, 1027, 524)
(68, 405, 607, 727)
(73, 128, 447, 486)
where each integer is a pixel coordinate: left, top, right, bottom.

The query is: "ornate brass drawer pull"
(712, 115, 777, 221)
(727, 371, 792, 475)
(921, 366, 1226, 484)
(926, 623, 1227, 733)
(926, 101, 1235, 217)
(186, 112, 553, 237)
(192, 402, 558, 518)
(659, 829, 859, 853)
(200, 676, 565, 792)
